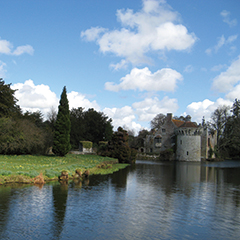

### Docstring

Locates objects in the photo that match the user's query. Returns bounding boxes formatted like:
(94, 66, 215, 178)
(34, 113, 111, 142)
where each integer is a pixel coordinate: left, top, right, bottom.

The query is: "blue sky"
(1, 0, 240, 134)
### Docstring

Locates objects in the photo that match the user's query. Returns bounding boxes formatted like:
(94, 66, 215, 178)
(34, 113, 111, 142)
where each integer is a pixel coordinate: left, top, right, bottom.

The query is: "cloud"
(103, 106, 140, 132)
(81, 27, 106, 41)
(11, 80, 101, 118)
(206, 35, 238, 55)
(0, 38, 34, 55)
(67, 91, 100, 111)
(0, 61, 7, 77)
(110, 59, 128, 70)
(211, 64, 227, 72)
(132, 96, 179, 122)
(105, 67, 182, 92)
(221, 10, 237, 27)
(103, 95, 178, 133)
(12, 80, 59, 115)
(212, 55, 240, 92)
(225, 84, 240, 101)
(184, 65, 194, 73)
(187, 98, 233, 123)
(0, 39, 12, 54)
(81, 0, 197, 67)
(12, 45, 34, 56)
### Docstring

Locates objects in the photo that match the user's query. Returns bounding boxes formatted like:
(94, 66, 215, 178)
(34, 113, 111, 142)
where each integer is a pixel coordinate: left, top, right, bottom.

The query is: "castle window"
(187, 151, 189, 155)
(162, 128, 166, 133)
(154, 137, 161, 143)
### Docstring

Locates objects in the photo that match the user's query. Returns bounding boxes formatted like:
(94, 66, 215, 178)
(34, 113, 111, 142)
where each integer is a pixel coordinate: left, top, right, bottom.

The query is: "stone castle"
(144, 113, 217, 161)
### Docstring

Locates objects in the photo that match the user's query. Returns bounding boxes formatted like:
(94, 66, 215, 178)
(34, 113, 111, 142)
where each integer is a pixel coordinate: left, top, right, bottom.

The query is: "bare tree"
(150, 113, 166, 130)
(47, 106, 57, 129)
(208, 105, 230, 151)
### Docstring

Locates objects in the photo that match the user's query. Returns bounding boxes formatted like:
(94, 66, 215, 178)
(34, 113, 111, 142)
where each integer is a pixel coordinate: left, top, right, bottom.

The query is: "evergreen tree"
(53, 86, 71, 156)
(0, 78, 21, 117)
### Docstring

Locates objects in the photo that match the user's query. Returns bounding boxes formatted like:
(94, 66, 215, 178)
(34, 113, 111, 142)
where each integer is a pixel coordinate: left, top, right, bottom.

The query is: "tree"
(208, 105, 230, 153)
(70, 107, 85, 149)
(150, 113, 166, 130)
(231, 98, 240, 118)
(0, 117, 46, 155)
(83, 108, 113, 144)
(23, 110, 44, 128)
(0, 78, 20, 117)
(52, 86, 71, 156)
(46, 106, 57, 129)
(99, 126, 137, 164)
(222, 99, 240, 157)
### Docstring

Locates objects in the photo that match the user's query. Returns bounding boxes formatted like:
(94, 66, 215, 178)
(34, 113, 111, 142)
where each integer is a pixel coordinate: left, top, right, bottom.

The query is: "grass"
(0, 154, 129, 184)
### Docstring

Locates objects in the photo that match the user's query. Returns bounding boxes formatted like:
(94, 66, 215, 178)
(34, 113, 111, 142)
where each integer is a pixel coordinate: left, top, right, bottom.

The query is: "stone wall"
(176, 135, 201, 161)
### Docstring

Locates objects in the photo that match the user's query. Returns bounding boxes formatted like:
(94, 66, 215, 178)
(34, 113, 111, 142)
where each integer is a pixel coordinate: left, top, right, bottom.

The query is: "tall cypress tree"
(53, 86, 71, 156)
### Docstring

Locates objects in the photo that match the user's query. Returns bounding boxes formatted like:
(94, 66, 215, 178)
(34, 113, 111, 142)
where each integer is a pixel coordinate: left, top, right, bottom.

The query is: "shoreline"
(0, 154, 129, 185)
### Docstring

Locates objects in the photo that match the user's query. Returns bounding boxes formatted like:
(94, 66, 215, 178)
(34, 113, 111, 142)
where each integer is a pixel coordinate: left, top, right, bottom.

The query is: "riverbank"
(0, 154, 129, 185)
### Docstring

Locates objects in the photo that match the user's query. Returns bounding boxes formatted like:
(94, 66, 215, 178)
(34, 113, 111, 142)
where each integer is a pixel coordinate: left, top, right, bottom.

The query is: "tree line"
(0, 79, 113, 156)
(1, 78, 239, 160)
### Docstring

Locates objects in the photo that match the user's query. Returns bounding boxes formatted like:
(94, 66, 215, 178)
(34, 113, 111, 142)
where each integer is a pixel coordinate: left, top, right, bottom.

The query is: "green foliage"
(80, 141, 92, 149)
(99, 127, 137, 164)
(0, 170, 12, 176)
(0, 117, 46, 155)
(221, 99, 240, 157)
(159, 148, 174, 160)
(53, 86, 71, 156)
(70, 107, 113, 148)
(0, 78, 20, 117)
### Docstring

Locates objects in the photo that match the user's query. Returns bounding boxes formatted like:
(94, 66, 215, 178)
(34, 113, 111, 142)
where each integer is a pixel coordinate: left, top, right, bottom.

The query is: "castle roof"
(172, 119, 185, 127)
(178, 121, 198, 128)
(172, 119, 198, 128)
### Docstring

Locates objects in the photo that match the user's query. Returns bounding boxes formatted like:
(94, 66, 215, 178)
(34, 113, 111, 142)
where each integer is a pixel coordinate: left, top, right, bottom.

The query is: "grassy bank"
(0, 154, 129, 184)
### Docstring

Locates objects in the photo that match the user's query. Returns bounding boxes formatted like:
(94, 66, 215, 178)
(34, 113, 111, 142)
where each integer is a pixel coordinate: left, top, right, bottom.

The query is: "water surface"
(0, 160, 240, 239)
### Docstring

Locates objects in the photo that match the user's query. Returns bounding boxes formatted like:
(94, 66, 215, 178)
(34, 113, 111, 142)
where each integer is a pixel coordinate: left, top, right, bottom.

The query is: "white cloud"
(0, 61, 7, 77)
(0, 39, 12, 54)
(211, 64, 227, 72)
(221, 10, 237, 27)
(103, 95, 178, 133)
(12, 80, 59, 116)
(110, 59, 128, 70)
(103, 106, 138, 131)
(132, 96, 178, 122)
(105, 67, 182, 92)
(0, 37, 34, 56)
(187, 98, 233, 123)
(11, 81, 101, 119)
(67, 91, 100, 111)
(212, 55, 240, 92)
(81, 0, 197, 67)
(206, 35, 238, 55)
(225, 84, 240, 101)
(12, 45, 34, 56)
(81, 27, 106, 41)
(0, 38, 34, 56)
(184, 65, 194, 73)
(206, 35, 237, 55)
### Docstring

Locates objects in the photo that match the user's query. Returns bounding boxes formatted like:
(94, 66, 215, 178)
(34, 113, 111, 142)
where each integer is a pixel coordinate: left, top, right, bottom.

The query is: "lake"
(0, 160, 240, 240)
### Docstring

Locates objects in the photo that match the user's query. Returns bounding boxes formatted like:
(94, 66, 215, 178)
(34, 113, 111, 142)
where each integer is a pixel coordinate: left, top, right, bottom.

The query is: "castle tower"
(175, 123, 202, 161)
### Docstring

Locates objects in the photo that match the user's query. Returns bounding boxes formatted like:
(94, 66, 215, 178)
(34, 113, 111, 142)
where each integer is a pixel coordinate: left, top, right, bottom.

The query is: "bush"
(159, 148, 174, 160)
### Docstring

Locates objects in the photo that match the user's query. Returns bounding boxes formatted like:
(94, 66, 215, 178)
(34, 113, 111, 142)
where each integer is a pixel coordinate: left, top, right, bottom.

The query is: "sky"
(1, 0, 240, 134)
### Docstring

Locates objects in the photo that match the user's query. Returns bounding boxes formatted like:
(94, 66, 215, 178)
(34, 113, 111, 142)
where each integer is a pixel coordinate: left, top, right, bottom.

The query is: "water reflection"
(0, 160, 240, 239)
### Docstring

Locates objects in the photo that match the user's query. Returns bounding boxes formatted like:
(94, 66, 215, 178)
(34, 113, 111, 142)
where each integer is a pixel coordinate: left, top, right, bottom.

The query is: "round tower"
(175, 125, 202, 161)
